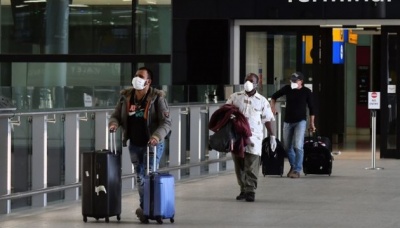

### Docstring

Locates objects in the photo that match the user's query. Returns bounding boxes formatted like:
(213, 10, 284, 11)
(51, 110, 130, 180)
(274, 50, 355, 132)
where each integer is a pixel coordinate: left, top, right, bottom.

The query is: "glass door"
(241, 26, 321, 139)
(241, 26, 320, 97)
(380, 26, 400, 158)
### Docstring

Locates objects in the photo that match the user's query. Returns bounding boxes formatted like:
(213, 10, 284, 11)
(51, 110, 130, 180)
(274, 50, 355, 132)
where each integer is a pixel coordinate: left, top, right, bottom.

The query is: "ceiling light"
(148, 17, 158, 22)
(69, 4, 89, 8)
(24, 0, 46, 3)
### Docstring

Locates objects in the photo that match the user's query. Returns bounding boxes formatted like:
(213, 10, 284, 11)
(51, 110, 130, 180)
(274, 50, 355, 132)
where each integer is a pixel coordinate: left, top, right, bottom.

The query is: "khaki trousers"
(232, 152, 260, 193)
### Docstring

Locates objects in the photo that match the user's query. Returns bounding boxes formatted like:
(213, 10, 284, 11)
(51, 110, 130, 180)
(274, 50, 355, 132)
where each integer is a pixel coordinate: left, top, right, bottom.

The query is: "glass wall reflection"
(1, 0, 171, 55)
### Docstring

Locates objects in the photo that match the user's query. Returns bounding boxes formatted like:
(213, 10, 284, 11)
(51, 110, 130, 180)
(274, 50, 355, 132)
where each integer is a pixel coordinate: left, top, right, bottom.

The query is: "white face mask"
(291, 82, 299, 89)
(244, 81, 255, 92)
(132, 77, 147, 90)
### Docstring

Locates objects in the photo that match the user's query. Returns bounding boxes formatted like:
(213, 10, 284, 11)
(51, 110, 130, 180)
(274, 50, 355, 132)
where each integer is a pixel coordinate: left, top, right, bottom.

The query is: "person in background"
(109, 67, 171, 221)
(270, 72, 316, 179)
(226, 73, 276, 202)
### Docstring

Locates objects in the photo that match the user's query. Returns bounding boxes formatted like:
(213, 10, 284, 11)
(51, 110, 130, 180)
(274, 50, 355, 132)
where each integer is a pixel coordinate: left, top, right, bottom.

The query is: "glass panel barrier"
(1, 84, 241, 213)
(11, 115, 31, 210)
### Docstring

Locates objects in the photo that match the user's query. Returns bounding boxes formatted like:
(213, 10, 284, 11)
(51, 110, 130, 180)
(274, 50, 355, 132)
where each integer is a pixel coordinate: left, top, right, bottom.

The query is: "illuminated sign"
(288, 0, 391, 2)
(332, 28, 344, 64)
(348, 29, 358, 44)
(302, 29, 358, 65)
(302, 35, 313, 64)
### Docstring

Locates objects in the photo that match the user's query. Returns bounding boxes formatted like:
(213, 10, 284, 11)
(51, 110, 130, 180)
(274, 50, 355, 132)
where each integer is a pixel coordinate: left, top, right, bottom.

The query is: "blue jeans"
(128, 142, 165, 209)
(283, 120, 306, 173)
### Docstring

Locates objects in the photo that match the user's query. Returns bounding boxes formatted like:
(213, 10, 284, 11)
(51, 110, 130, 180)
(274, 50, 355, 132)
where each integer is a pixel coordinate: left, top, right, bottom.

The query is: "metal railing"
(0, 102, 234, 214)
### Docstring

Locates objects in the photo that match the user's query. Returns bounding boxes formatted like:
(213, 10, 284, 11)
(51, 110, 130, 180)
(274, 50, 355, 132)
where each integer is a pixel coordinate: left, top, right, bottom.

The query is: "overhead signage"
(348, 29, 358, 45)
(288, 0, 391, 3)
(302, 35, 313, 64)
(368, 92, 380, 109)
(332, 29, 344, 64)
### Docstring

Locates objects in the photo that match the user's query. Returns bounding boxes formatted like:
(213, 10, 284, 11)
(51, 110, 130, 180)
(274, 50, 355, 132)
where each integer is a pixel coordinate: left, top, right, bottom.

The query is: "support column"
(208, 106, 220, 174)
(0, 116, 11, 214)
(44, 1, 69, 108)
(189, 107, 202, 177)
(169, 107, 182, 180)
(31, 115, 47, 208)
(64, 113, 79, 201)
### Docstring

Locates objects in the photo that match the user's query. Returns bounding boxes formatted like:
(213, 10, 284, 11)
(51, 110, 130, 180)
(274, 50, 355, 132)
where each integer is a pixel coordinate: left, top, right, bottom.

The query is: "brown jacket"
(109, 87, 172, 146)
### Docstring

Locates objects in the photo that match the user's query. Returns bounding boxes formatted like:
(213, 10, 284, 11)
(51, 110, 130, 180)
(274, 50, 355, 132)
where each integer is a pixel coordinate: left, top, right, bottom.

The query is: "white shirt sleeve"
(261, 97, 275, 123)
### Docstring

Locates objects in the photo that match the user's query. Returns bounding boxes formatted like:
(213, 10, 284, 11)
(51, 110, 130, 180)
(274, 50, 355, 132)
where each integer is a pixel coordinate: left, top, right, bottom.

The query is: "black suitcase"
(261, 137, 285, 177)
(303, 133, 333, 176)
(81, 132, 122, 223)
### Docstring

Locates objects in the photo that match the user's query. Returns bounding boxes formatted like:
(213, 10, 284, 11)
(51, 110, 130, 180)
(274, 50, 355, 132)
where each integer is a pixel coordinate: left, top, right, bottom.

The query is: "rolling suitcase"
(81, 131, 122, 223)
(303, 132, 333, 176)
(142, 145, 175, 224)
(261, 137, 285, 177)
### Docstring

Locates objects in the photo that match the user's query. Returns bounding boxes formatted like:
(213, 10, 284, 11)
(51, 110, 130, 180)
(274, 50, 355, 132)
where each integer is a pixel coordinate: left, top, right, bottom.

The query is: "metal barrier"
(0, 103, 233, 214)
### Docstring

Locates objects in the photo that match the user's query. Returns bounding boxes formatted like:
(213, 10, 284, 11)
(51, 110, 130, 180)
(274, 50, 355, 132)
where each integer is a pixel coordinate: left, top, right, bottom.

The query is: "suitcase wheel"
(170, 218, 175, 223)
(105, 217, 109, 223)
(83, 216, 87, 223)
(117, 215, 121, 221)
(156, 218, 163, 224)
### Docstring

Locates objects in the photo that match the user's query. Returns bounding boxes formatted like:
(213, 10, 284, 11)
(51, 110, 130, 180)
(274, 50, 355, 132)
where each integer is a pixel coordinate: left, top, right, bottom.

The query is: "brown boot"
(287, 167, 294, 177)
(289, 171, 300, 178)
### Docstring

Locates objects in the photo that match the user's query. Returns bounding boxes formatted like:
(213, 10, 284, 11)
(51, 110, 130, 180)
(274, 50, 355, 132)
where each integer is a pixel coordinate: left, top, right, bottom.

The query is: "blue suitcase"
(143, 146, 175, 224)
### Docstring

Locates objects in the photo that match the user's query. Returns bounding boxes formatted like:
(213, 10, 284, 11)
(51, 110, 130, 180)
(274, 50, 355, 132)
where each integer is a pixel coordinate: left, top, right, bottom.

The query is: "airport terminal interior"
(1, 0, 400, 227)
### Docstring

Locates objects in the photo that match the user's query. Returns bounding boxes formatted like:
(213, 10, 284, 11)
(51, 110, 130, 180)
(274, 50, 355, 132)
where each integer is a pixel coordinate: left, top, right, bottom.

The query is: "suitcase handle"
(109, 130, 117, 154)
(146, 145, 157, 175)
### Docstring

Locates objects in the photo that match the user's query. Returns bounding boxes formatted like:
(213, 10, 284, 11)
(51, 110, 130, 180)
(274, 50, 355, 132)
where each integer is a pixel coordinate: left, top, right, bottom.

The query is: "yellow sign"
(332, 28, 344, 42)
(348, 29, 358, 45)
(303, 35, 313, 64)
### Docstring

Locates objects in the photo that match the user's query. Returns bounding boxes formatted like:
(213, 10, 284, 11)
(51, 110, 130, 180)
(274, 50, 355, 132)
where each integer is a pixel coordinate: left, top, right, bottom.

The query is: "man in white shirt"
(226, 73, 276, 202)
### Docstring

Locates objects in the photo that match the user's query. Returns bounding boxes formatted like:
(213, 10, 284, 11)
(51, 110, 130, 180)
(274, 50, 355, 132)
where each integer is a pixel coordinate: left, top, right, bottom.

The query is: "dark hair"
(138, 66, 153, 80)
(246, 73, 259, 84)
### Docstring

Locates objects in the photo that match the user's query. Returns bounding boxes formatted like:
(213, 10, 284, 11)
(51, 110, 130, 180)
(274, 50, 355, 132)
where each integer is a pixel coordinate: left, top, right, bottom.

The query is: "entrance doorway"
(238, 22, 400, 158)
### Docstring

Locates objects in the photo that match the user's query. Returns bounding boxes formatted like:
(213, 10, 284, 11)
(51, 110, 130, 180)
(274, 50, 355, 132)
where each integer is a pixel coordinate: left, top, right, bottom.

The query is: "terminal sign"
(368, 92, 380, 109)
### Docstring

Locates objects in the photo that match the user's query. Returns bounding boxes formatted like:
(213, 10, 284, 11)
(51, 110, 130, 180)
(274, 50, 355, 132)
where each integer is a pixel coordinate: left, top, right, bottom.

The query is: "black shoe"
(135, 208, 146, 223)
(236, 192, 246, 200)
(245, 192, 255, 202)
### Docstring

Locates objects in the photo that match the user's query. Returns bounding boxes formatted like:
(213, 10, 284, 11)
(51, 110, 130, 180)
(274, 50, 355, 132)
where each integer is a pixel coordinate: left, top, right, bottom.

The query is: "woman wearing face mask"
(270, 72, 316, 179)
(226, 73, 276, 202)
(108, 67, 171, 221)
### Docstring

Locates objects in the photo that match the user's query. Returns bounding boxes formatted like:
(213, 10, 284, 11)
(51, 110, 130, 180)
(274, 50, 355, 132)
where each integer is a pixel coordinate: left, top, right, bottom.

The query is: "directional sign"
(368, 92, 380, 109)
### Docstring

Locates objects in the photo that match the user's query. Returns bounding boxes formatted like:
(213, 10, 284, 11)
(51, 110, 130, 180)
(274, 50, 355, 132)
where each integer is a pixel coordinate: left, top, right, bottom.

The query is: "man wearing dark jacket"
(109, 67, 171, 221)
(271, 72, 316, 179)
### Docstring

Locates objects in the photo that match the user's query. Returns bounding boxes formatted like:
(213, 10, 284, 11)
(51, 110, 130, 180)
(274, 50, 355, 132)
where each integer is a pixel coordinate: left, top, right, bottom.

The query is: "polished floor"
(1, 135, 399, 228)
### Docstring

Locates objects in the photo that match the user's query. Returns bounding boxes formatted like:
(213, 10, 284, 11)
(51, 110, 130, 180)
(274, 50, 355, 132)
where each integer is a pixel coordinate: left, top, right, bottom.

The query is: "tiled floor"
(1, 134, 398, 228)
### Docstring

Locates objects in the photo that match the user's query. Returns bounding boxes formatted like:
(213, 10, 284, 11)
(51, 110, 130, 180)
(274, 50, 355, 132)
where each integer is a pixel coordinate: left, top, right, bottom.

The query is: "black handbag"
(208, 121, 236, 152)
